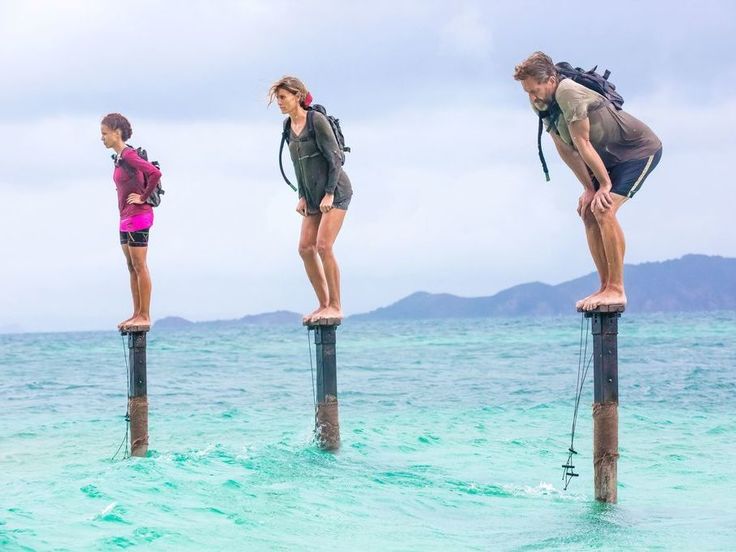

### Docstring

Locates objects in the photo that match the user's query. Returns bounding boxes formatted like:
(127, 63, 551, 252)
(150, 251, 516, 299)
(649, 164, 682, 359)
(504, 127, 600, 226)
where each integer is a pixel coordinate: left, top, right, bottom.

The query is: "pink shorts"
(120, 211, 154, 232)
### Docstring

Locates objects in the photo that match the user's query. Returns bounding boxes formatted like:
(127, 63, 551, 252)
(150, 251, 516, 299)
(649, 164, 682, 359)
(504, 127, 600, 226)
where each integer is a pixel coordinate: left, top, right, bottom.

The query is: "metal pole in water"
(123, 326, 149, 457)
(306, 319, 341, 450)
(585, 305, 622, 503)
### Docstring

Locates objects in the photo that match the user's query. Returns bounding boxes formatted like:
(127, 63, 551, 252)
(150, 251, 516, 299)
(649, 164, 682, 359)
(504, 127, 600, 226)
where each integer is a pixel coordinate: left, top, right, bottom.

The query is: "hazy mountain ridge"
(155, 310, 302, 329)
(154, 255, 736, 328)
(352, 255, 736, 320)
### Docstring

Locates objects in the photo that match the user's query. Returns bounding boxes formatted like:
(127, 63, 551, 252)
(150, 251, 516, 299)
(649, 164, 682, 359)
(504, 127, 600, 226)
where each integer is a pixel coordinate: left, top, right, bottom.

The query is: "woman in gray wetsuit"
(269, 76, 353, 323)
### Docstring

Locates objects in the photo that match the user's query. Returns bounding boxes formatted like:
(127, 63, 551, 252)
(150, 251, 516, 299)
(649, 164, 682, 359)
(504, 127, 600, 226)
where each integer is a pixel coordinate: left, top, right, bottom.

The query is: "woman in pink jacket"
(100, 113, 162, 330)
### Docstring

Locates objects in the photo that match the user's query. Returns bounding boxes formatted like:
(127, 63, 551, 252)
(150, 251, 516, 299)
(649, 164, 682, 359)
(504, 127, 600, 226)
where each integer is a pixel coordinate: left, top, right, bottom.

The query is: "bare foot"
(124, 315, 151, 330)
(576, 289, 604, 310)
(584, 289, 627, 311)
(303, 306, 326, 324)
(311, 306, 344, 323)
(118, 315, 136, 330)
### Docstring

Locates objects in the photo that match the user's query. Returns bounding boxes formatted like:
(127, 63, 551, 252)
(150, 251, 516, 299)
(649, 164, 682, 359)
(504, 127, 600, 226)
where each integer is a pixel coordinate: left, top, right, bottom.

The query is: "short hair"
(267, 76, 310, 109)
(101, 113, 132, 141)
(513, 51, 558, 82)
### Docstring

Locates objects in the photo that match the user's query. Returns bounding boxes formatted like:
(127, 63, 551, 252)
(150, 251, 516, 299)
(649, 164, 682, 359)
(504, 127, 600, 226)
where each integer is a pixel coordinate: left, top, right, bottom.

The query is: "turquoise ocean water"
(1, 313, 735, 550)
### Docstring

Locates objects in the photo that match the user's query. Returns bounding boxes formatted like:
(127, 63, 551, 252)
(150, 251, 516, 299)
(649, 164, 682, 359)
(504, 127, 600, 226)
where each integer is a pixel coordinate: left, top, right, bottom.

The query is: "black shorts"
(119, 228, 150, 247)
(306, 194, 352, 216)
(593, 147, 663, 199)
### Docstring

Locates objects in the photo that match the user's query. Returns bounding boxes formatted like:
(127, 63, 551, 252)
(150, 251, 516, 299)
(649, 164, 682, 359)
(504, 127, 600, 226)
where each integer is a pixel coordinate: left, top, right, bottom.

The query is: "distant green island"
(155, 254, 736, 329)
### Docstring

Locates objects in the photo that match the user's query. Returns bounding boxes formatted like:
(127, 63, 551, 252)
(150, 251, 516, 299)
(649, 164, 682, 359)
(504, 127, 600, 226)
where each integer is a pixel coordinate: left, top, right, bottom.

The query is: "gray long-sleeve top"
(288, 111, 352, 215)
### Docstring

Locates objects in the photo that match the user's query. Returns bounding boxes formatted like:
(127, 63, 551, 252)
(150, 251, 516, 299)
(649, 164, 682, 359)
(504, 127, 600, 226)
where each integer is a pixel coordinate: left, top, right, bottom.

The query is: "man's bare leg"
(119, 245, 140, 329)
(298, 213, 329, 323)
(583, 194, 628, 311)
(125, 246, 152, 328)
(576, 207, 610, 309)
(312, 208, 347, 321)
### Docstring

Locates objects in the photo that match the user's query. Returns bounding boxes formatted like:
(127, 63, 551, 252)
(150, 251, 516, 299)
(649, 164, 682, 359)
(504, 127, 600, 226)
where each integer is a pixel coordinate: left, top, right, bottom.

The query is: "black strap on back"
(114, 145, 137, 178)
(306, 109, 315, 139)
(537, 112, 551, 182)
(279, 119, 297, 192)
(536, 100, 563, 182)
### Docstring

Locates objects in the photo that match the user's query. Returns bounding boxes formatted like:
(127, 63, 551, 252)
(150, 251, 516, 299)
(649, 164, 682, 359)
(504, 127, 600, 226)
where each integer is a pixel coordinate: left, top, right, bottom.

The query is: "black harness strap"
(537, 113, 550, 182)
(306, 109, 315, 139)
(536, 99, 563, 182)
(279, 119, 297, 192)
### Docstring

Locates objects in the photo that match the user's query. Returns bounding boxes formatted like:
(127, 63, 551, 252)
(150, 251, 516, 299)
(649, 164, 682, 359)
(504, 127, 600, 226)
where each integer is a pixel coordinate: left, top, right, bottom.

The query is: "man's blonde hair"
(513, 51, 557, 82)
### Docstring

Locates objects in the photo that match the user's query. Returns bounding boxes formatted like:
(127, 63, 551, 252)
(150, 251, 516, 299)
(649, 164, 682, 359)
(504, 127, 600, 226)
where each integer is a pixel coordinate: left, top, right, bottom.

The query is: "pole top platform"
(577, 304, 626, 314)
(304, 318, 342, 328)
(120, 324, 151, 335)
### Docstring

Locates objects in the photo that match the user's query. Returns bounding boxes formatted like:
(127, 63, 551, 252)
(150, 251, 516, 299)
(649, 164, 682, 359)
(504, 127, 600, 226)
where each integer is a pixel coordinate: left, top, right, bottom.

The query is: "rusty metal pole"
(307, 319, 340, 450)
(123, 327, 149, 457)
(586, 306, 622, 503)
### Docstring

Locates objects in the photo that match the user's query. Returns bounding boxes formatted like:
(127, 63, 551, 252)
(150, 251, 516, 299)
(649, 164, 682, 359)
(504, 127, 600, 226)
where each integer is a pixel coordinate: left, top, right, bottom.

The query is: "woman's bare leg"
(125, 246, 152, 328)
(298, 213, 329, 322)
(312, 208, 347, 321)
(119, 244, 140, 329)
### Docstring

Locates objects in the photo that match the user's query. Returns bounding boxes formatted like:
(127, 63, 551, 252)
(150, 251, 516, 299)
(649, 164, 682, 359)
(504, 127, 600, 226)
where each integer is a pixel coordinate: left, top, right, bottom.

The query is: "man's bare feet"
(583, 288, 627, 311)
(311, 306, 344, 322)
(575, 289, 604, 310)
(124, 315, 151, 329)
(303, 306, 327, 324)
(118, 315, 136, 330)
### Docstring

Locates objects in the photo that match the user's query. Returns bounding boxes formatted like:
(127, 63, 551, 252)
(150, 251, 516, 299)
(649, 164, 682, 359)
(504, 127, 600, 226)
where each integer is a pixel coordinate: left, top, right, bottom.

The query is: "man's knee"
(581, 207, 597, 226)
(592, 205, 616, 222)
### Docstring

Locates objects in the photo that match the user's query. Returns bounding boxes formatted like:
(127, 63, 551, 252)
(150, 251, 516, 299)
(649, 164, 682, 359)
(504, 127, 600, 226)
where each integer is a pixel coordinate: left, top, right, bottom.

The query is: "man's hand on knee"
(577, 189, 596, 217)
(592, 189, 614, 212)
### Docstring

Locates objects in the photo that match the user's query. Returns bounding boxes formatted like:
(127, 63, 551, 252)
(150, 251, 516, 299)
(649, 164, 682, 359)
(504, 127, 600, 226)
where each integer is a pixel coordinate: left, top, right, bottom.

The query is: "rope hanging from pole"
(562, 314, 593, 489)
(306, 328, 317, 426)
(112, 334, 131, 461)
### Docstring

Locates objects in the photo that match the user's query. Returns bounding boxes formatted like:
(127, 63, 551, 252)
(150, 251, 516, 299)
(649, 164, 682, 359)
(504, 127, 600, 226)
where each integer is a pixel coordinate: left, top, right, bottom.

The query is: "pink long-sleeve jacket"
(113, 147, 162, 222)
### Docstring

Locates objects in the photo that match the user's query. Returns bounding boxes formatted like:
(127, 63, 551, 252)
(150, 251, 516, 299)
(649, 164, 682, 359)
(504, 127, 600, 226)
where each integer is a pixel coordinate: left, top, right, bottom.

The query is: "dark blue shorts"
(593, 147, 662, 198)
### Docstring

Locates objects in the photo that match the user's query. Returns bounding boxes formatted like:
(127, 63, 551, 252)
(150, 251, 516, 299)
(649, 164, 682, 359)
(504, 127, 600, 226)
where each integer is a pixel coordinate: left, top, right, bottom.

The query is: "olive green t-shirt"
(540, 78, 661, 167)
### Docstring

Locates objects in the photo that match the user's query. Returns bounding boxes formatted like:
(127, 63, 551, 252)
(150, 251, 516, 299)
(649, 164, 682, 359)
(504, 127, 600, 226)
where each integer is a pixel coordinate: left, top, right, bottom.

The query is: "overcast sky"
(1, 0, 734, 332)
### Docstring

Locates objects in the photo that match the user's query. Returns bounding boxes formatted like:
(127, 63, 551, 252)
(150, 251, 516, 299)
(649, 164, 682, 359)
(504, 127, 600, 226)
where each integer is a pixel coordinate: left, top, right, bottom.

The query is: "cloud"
(1, 0, 735, 331)
(439, 4, 493, 58)
(4, 0, 732, 121)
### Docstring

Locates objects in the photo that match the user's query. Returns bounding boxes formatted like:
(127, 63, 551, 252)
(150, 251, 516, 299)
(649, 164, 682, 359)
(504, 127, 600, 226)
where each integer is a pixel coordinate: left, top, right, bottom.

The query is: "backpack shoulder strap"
(116, 145, 137, 176)
(116, 144, 130, 162)
(306, 109, 316, 139)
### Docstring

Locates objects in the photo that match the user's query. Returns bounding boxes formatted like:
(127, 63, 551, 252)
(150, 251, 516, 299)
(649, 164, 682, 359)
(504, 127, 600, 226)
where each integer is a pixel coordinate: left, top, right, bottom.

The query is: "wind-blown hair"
(268, 76, 311, 109)
(513, 51, 558, 82)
